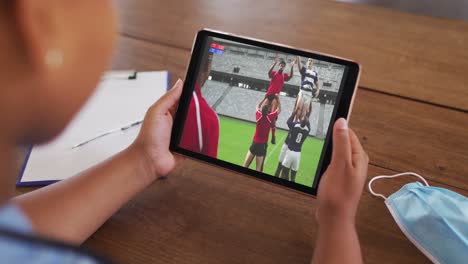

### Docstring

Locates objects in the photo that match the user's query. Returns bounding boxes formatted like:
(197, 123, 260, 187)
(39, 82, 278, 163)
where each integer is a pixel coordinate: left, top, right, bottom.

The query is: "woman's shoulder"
(0, 204, 112, 264)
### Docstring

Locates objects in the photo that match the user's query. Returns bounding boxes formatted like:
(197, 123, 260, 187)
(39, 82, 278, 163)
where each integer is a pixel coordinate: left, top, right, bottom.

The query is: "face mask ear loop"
(368, 176, 389, 200)
(368, 172, 430, 200)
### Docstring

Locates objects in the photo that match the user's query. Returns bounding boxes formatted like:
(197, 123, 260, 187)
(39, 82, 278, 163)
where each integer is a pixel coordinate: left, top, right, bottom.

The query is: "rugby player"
(274, 109, 297, 177)
(295, 56, 320, 121)
(266, 55, 295, 144)
(281, 115, 311, 182)
(179, 52, 219, 158)
(243, 98, 281, 172)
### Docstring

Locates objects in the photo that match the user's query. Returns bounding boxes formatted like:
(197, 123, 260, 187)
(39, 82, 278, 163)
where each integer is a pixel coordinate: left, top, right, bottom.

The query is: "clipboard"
(17, 71, 171, 187)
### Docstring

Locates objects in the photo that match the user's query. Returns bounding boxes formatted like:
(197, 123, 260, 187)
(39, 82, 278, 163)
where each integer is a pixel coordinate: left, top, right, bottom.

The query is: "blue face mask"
(368, 172, 468, 264)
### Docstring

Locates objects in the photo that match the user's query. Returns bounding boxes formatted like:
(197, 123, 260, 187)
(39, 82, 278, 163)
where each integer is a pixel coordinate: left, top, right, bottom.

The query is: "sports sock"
(274, 163, 282, 177)
(291, 171, 297, 182)
(281, 167, 290, 181)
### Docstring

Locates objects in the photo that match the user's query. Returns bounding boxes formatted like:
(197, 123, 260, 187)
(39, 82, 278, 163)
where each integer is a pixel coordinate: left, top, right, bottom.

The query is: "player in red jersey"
(266, 55, 295, 144)
(243, 98, 281, 172)
(179, 52, 220, 158)
(267, 55, 295, 95)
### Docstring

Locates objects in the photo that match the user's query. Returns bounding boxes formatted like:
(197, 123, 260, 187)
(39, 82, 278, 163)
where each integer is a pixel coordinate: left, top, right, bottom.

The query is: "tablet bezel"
(170, 29, 361, 196)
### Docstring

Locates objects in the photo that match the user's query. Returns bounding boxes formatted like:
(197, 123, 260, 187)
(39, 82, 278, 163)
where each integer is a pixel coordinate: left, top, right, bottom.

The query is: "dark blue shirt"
(285, 129, 292, 145)
(0, 205, 105, 264)
(287, 119, 310, 152)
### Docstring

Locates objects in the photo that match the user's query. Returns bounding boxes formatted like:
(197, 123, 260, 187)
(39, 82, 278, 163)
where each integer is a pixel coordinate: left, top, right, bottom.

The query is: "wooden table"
(19, 0, 468, 263)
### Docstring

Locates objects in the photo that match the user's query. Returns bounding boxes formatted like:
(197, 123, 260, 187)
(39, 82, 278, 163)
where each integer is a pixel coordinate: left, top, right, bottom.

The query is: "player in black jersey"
(281, 114, 311, 182)
(274, 109, 296, 177)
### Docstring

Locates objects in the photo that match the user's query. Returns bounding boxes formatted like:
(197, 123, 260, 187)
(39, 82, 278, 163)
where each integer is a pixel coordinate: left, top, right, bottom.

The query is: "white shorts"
(282, 149, 301, 171)
(298, 89, 313, 109)
(278, 143, 288, 163)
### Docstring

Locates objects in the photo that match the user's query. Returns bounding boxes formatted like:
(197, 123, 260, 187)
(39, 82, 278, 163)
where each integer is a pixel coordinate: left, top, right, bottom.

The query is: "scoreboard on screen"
(209, 43, 225, 55)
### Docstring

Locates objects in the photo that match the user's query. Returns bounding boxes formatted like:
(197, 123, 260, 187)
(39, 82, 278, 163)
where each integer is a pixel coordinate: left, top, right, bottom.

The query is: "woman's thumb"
(331, 118, 351, 165)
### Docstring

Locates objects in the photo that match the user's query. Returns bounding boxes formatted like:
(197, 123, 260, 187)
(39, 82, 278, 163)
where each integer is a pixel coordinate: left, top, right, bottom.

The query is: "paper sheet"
(19, 71, 169, 184)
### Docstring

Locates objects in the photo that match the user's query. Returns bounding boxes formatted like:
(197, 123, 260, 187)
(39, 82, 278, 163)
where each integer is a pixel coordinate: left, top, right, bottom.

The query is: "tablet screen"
(177, 34, 350, 190)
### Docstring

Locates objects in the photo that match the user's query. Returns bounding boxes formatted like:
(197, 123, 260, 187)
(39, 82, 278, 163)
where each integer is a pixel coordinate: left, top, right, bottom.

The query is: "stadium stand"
(205, 42, 341, 139)
(201, 81, 230, 106)
(211, 45, 345, 92)
(202, 80, 333, 139)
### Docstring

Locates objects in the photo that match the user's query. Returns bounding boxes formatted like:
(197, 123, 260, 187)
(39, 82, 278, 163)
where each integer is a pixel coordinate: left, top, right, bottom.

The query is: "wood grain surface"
(15, 1, 468, 263)
(82, 158, 467, 264)
(114, 0, 468, 111)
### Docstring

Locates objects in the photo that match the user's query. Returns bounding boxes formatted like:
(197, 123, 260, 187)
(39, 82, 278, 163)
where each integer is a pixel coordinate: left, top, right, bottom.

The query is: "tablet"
(170, 29, 360, 196)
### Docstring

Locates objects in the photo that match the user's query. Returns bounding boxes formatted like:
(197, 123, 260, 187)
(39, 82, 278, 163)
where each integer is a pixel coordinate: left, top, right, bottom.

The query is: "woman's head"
(0, 1, 117, 144)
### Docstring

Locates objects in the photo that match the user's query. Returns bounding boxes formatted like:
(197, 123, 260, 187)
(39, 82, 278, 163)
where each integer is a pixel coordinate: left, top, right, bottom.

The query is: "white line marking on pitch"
(264, 133, 287, 165)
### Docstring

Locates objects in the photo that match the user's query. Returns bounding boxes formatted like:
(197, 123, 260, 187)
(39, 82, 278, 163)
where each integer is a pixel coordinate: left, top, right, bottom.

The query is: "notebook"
(17, 71, 170, 186)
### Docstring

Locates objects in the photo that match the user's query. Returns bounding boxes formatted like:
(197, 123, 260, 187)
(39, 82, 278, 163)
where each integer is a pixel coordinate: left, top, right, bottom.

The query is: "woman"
(0, 2, 368, 263)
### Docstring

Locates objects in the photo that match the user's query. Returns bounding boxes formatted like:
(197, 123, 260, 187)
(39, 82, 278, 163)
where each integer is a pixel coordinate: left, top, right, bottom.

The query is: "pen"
(71, 120, 143, 149)
(121, 120, 143, 131)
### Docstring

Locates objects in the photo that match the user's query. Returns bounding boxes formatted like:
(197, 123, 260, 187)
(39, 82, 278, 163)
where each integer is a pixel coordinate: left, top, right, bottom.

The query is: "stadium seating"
(211, 47, 345, 92)
(201, 81, 230, 106)
(201, 81, 333, 139)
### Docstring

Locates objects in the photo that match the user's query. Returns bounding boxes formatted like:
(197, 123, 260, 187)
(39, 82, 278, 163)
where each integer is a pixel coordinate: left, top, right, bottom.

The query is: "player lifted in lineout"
(243, 98, 281, 172)
(266, 55, 295, 144)
(295, 56, 320, 122)
(280, 110, 310, 182)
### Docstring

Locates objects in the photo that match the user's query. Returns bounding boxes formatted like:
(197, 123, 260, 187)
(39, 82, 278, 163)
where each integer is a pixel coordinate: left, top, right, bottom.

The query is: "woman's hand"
(316, 118, 369, 227)
(131, 79, 184, 180)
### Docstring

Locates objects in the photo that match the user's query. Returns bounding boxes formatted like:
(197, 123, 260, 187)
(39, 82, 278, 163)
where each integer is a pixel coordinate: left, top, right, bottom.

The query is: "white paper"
(20, 71, 169, 183)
